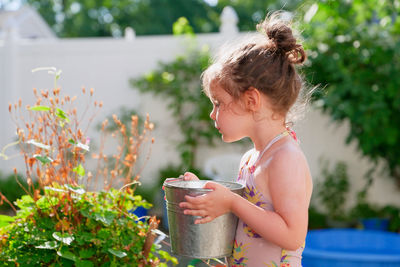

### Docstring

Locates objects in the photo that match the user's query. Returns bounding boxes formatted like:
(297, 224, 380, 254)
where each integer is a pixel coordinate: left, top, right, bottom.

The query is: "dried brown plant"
(7, 76, 154, 199)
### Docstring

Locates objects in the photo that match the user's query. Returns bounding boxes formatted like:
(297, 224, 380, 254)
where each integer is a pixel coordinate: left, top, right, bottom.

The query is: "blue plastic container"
(361, 218, 390, 231)
(303, 229, 400, 267)
(130, 206, 148, 222)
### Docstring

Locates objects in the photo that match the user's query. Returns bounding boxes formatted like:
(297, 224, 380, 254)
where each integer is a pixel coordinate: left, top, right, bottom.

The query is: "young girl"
(178, 13, 313, 267)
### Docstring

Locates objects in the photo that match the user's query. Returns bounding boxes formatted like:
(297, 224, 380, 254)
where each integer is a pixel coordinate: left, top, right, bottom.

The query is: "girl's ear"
(243, 87, 262, 111)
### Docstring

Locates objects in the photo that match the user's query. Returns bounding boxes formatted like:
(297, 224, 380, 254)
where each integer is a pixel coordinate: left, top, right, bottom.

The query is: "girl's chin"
(221, 134, 239, 143)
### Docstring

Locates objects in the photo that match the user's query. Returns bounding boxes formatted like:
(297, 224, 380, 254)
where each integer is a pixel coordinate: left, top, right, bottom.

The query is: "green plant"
(315, 160, 350, 221)
(0, 68, 177, 266)
(308, 206, 328, 230)
(24, 0, 220, 37)
(301, 0, 400, 186)
(349, 201, 400, 232)
(381, 205, 400, 232)
(350, 201, 382, 219)
(0, 185, 177, 266)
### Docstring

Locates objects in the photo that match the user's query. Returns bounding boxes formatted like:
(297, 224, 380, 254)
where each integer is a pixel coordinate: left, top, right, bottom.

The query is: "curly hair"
(202, 12, 307, 121)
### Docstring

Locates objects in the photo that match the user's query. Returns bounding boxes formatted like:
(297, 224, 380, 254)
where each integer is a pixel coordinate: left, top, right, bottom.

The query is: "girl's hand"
(182, 172, 199, 181)
(179, 181, 234, 224)
(162, 172, 199, 199)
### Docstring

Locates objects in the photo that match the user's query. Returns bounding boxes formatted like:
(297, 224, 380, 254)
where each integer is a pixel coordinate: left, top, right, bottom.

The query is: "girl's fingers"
(195, 216, 213, 224)
(183, 172, 199, 181)
(183, 209, 207, 217)
(180, 201, 206, 210)
(184, 194, 208, 204)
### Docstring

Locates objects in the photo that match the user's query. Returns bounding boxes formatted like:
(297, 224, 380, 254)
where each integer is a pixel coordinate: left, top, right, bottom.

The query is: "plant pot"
(361, 218, 389, 231)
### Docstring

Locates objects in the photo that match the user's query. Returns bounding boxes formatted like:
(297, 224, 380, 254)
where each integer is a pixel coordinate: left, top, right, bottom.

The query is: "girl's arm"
(180, 148, 312, 251)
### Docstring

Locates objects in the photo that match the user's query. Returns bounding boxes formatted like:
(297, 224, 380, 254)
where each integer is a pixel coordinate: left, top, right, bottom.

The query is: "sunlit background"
(0, 1, 400, 265)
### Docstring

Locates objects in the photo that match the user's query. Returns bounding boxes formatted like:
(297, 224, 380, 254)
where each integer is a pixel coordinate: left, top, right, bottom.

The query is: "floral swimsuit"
(229, 130, 304, 267)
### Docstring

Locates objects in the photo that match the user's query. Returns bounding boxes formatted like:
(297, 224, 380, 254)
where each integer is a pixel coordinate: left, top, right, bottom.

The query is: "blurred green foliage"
(214, 0, 302, 31)
(301, 0, 400, 186)
(309, 160, 400, 232)
(20, 0, 400, 187)
(0, 172, 32, 213)
(23, 0, 220, 37)
(315, 160, 350, 221)
(18, 0, 304, 37)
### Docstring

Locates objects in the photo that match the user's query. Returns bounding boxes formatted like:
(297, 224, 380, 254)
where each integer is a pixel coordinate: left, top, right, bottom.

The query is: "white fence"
(0, 9, 399, 207)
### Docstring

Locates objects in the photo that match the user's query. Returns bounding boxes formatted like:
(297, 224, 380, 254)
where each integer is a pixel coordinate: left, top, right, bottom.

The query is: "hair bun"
(257, 13, 306, 64)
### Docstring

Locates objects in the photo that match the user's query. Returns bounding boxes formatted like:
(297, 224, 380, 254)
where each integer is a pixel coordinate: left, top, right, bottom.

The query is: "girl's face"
(209, 83, 249, 142)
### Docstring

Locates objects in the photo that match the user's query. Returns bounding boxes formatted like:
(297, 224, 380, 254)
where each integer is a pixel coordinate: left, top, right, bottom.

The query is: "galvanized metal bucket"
(163, 180, 245, 259)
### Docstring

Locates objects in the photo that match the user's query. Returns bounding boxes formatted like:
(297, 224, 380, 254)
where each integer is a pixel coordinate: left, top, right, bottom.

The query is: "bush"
(0, 185, 177, 266)
(0, 68, 176, 266)
(315, 160, 350, 221)
(301, 0, 400, 186)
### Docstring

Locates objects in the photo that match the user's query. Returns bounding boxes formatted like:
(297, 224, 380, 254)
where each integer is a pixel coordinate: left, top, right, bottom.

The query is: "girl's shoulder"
(264, 140, 313, 207)
(260, 140, 308, 173)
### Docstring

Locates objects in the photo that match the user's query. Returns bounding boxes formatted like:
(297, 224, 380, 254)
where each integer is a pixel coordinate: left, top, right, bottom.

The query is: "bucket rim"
(163, 180, 245, 191)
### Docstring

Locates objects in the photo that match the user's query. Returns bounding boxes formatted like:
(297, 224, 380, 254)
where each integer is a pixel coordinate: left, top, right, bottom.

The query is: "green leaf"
(57, 248, 77, 262)
(172, 17, 194, 36)
(29, 105, 51, 111)
(73, 164, 85, 177)
(33, 154, 53, 164)
(0, 214, 15, 227)
(79, 249, 96, 259)
(76, 260, 94, 267)
(55, 70, 63, 81)
(36, 195, 59, 209)
(94, 211, 116, 226)
(44, 186, 67, 193)
(35, 241, 58, 250)
(107, 248, 127, 258)
(56, 108, 70, 122)
(53, 232, 74, 245)
(15, 195, 34, 209)
(159, 250, 178, 264)
(68, 139, 77, 145)
(80, 206, 93, 219)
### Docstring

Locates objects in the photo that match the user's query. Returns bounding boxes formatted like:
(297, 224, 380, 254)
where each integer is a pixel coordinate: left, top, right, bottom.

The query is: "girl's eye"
(214, 102, 220, 108)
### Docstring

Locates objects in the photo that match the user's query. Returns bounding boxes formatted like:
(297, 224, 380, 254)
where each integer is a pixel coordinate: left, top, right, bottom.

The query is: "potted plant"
(381, 205, 400, 233)
(350, 202, 390, 231)
(0, 68, 177, 266)
(314, 159, 352, 228)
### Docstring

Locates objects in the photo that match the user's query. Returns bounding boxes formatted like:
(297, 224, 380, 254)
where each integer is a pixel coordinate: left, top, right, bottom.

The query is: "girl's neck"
(250, 121, 287, 152)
